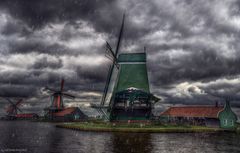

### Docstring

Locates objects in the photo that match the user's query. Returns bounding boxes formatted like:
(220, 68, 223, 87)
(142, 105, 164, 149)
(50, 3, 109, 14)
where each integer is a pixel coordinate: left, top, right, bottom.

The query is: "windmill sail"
(102, 65, 119, 106)
(99, 54, 119, 119)
(4, 98, 23, 116)
(99, 14, 125, 119)
(98, 13, 160, 121)
(45, 79, 75, 110)
(115, 14, 125, 54)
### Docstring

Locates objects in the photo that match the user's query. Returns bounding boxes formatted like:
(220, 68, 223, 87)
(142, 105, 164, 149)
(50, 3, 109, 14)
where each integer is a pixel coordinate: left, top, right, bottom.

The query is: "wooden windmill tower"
(96, 14, 159, 121)
(44, 79, 75, 119)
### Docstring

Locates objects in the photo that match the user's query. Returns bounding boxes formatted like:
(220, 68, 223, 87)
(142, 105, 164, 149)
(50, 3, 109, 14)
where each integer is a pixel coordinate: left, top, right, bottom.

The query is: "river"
(0, 121, 239, 153)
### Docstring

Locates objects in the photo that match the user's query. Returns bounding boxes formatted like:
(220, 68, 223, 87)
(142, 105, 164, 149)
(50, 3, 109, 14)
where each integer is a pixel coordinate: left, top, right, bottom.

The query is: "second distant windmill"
(44, 79, 75, 118)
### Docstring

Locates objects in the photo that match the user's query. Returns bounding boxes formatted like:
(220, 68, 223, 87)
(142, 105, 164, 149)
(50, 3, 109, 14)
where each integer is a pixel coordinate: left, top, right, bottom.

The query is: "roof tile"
(160, 106, 224, 118)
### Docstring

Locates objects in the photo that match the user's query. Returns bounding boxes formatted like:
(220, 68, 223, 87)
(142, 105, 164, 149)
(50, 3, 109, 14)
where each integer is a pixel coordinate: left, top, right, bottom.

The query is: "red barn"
(15, 113, 39, 119)
(159, 105, 224, 127)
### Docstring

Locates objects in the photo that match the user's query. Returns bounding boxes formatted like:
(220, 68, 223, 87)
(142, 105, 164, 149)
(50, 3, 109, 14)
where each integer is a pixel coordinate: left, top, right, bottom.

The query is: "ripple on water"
(0, 121, 239, 153)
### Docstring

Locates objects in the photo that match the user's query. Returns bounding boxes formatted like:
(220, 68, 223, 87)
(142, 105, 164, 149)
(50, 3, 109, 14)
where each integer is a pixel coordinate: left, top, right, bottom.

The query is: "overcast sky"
(0, 0, 240, 116)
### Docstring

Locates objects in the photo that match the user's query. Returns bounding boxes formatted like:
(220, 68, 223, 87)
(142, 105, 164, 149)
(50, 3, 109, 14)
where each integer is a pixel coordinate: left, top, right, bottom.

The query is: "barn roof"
(53, 107, 78, 117)
(160, 106, 224, 118)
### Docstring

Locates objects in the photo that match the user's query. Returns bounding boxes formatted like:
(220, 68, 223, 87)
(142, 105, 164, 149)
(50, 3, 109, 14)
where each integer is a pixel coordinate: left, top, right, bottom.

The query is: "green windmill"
(96, 14, 159, 121)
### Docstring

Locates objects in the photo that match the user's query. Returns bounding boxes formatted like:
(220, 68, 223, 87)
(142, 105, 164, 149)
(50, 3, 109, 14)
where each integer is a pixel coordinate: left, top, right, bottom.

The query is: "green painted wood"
(218, 101, 238, 129)
(115, 64, 149, 92)
(113, 53, 149, 93)
(118, 53, 146, 62)
(107, 52, 161, 121)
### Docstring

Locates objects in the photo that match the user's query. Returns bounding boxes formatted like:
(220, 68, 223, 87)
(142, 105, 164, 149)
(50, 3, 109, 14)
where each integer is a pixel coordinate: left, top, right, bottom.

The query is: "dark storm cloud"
(32, 56, 63, 69)
(0, 85, 37, 98)
(0, 0, 154, 44)
(0, 0, 240, 116)
(76, 65, 108, 83)
(9, 41, 68, 55)
(0, 0, 121, 56)
(149, 48, 240, 86)
(0, 0, 118, 32)
(1, 19, 31, 36)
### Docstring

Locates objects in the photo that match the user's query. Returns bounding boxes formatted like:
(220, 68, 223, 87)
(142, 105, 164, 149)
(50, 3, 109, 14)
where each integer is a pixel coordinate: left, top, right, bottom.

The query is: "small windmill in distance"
(44, 79, 75, 119)
(4, 98, 23, 120)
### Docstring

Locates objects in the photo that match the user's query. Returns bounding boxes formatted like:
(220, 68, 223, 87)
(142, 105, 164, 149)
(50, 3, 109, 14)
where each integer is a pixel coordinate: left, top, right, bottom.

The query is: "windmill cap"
(118, 53, 146, 63)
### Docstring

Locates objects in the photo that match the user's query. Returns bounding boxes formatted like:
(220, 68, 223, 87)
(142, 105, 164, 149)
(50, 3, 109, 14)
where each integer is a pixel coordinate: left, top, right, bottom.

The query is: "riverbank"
(56, 122, 225, 133)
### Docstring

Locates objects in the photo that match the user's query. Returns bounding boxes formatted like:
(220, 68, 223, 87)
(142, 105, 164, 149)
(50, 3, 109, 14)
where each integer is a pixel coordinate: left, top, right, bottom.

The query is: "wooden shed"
(160, 105, 224, 127)
(159, 101, 238, 129)
(52, 107, 87, 122)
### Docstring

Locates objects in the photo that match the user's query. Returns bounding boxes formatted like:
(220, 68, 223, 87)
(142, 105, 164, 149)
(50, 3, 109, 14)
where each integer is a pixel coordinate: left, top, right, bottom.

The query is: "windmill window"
(224, 119, 228, 125)
(230, 120, 234, 126)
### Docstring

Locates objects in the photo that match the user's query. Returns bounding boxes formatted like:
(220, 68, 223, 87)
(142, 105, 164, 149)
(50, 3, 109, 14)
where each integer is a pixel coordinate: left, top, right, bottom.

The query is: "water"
(0, 121, 239, 153)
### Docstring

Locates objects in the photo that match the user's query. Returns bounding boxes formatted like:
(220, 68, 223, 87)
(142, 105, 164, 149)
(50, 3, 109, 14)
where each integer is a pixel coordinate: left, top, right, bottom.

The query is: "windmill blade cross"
(100, 65, 113, 106)
(16, 106, 23, 112)
(106, 42, 117, 59)
(5, 98, 15, 105)
(105, 53, 119, 69)
(105, 53, 115, 62)
(100, 13, 125, 108)
(115, 13, 125, 56)
(15, 99, 23, 106)
(105, 41, 119, 68)
(60, 79, 65, 92)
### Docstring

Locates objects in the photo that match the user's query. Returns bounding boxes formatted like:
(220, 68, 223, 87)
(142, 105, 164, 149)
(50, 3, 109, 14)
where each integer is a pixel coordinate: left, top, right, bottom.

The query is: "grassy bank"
(56, 122, 223, 133)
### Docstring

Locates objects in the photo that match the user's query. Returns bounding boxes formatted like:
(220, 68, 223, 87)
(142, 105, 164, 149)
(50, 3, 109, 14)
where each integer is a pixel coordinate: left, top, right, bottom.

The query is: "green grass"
(56, 122, 222, 133)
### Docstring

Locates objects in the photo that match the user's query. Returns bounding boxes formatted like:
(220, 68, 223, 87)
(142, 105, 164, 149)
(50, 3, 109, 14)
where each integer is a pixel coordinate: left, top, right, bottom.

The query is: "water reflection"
(151, 133, 240, 153)
(111, 133, 152, 153)
(0, 121, 240, 153)
(0, 121, 58, 153)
